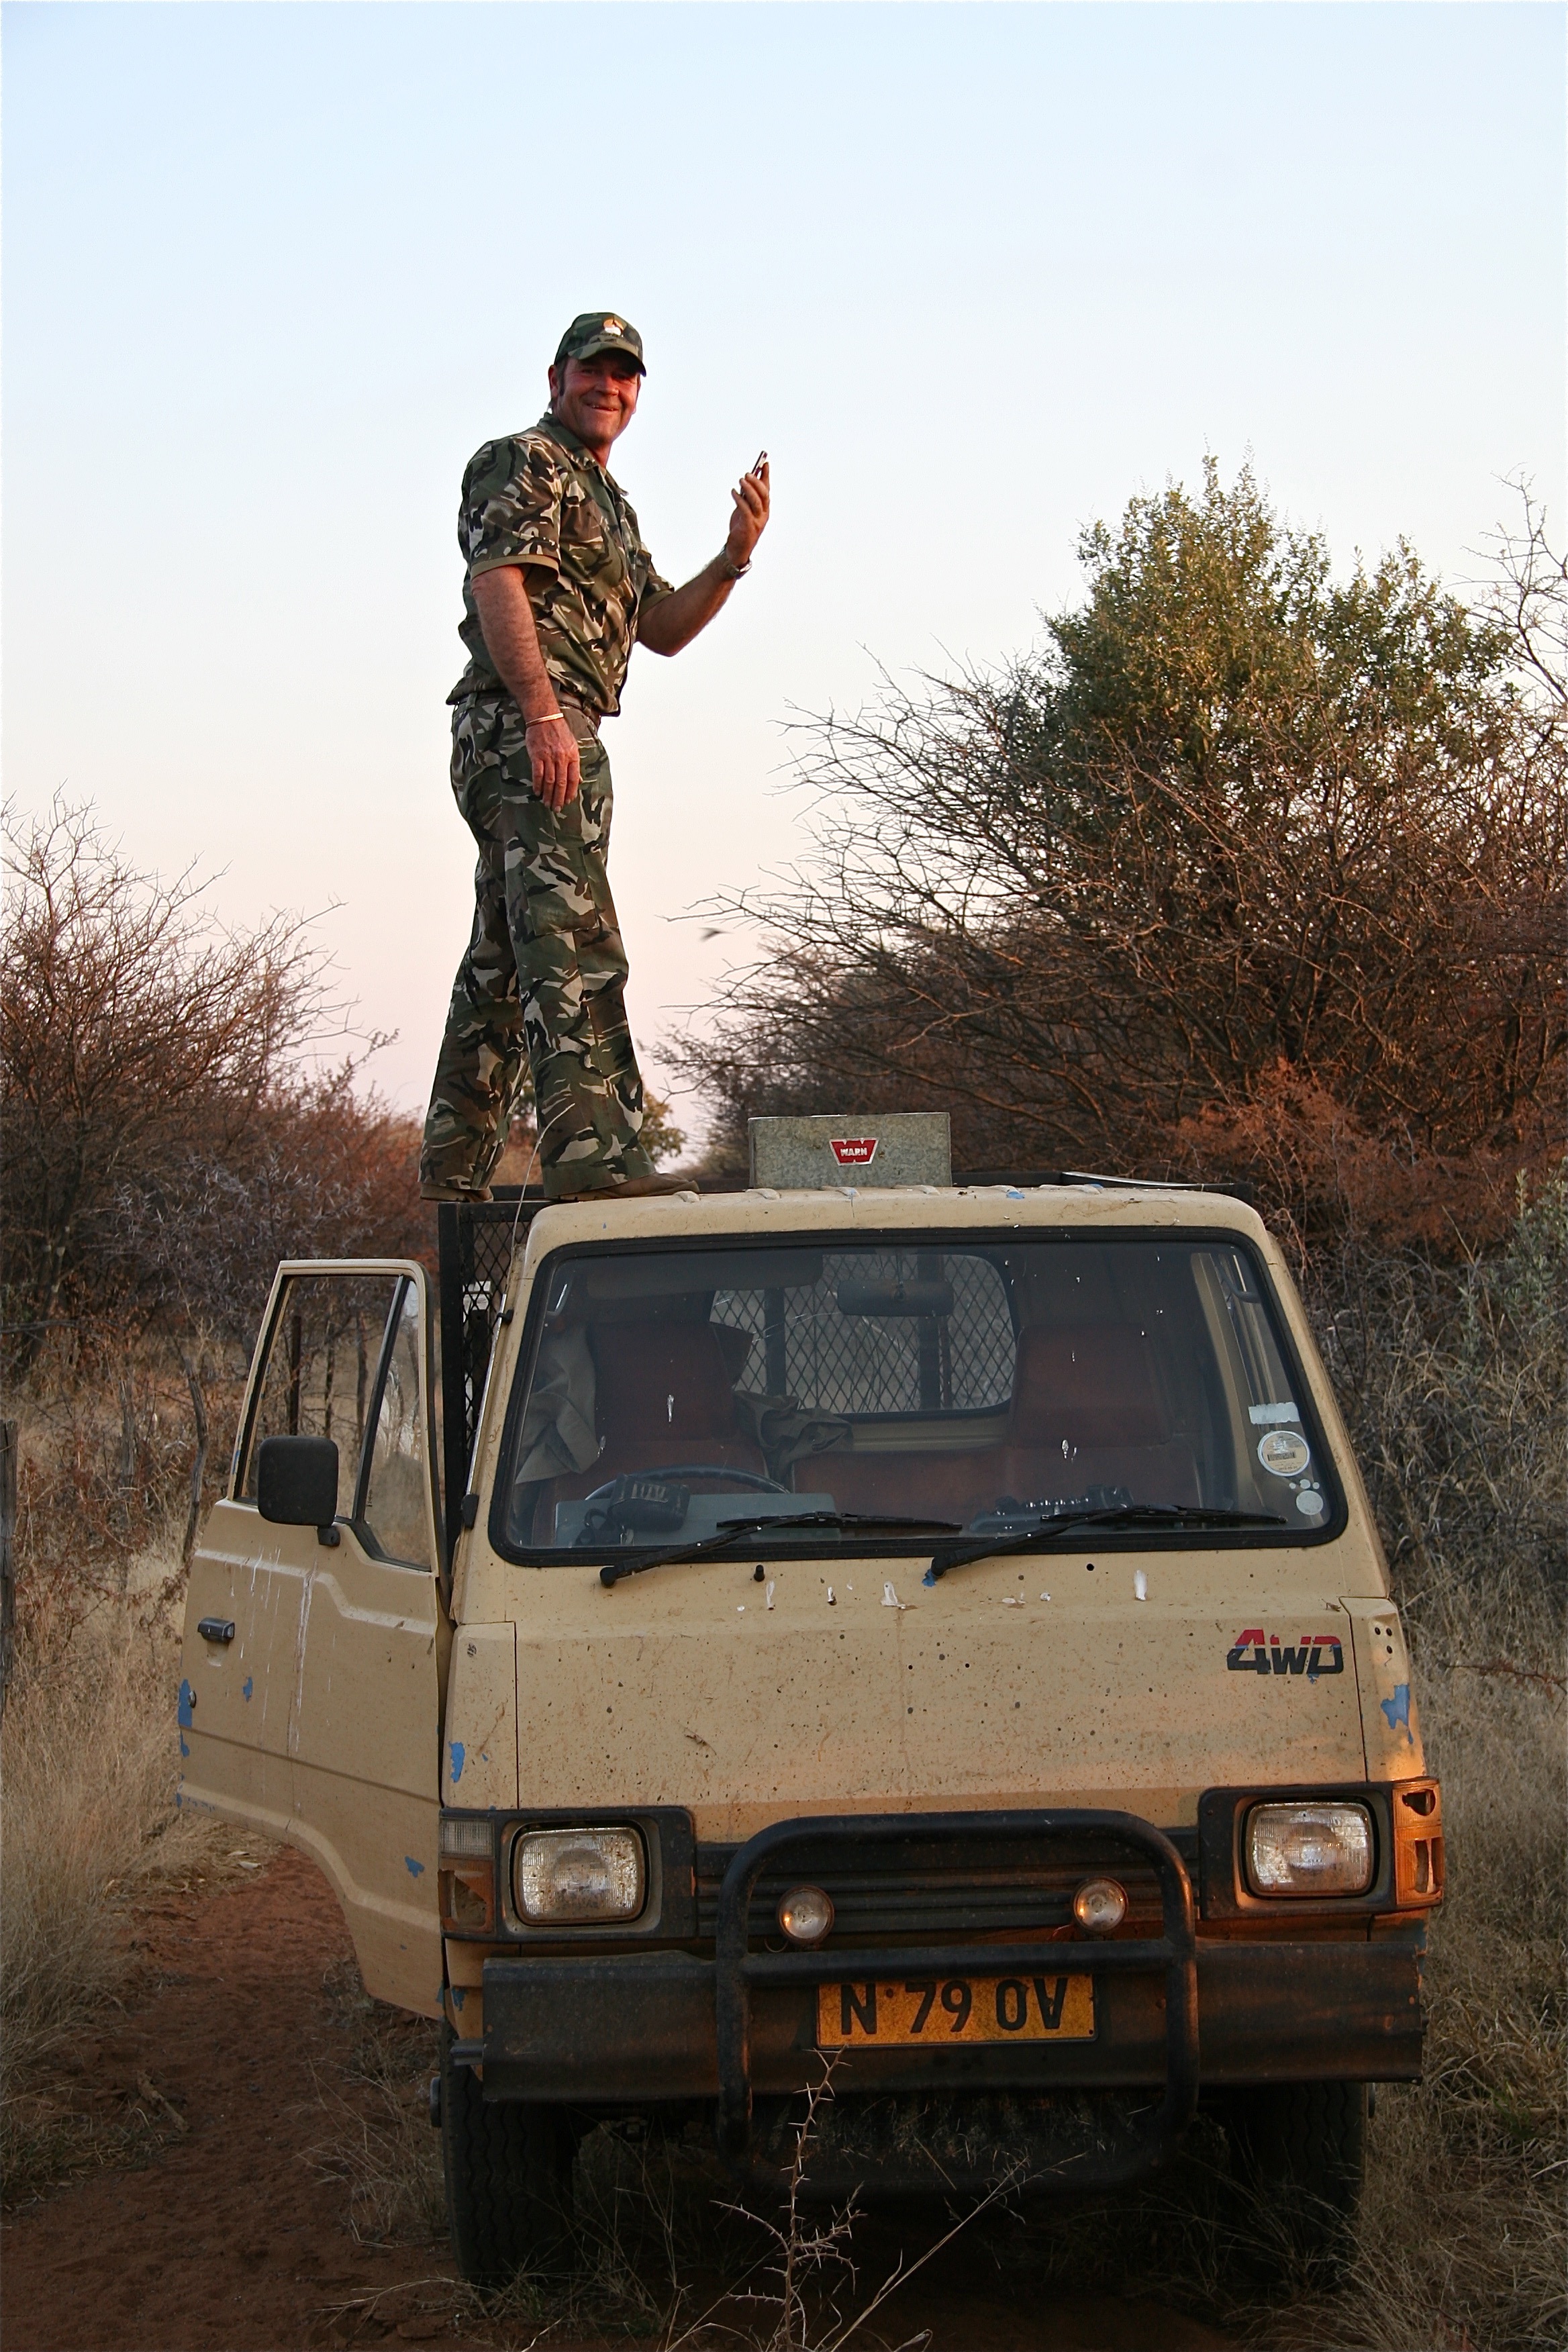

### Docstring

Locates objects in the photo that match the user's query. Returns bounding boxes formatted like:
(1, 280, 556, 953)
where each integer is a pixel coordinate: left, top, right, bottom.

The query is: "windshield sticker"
(1249, 1402, 1302, 1425)
(1226, 1628, 1344, 1678)
(1295, 1488, 1326, 1518)
(1257, 1429, 1312, 1479)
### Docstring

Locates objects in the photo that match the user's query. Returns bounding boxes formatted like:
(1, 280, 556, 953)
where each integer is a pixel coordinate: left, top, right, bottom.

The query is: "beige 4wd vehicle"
(180, 1116, 1443, 2283)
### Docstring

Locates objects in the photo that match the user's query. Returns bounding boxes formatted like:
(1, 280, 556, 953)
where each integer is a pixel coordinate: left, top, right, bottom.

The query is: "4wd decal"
(1226, 1628, 1344, 1679)
(830, 1137, 879, 1167)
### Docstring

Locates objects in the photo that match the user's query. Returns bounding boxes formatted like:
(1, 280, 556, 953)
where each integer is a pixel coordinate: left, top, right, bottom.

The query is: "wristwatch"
(721, 556, 752, 581)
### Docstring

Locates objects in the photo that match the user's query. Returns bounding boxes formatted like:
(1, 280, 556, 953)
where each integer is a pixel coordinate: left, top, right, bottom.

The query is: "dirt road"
(1, 1851, 1235, 2351)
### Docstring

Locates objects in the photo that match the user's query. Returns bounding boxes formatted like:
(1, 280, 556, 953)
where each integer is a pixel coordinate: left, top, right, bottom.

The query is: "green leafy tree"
(680, 468, 1563, 1242)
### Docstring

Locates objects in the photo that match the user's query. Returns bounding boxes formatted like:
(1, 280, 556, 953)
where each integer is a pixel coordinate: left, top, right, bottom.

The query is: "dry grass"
(0, 1540, 232, 2203)
(1248, 1666, 1567, 2352)
(1310, 1172, 1565, 1665)
(1241, 1178, 1566, 2346)
(306, 1954, 447, 2247)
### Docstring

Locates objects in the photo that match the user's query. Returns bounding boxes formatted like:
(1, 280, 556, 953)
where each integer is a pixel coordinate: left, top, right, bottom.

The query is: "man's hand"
(471, 567, 583, 809)
(637, 456, 773, 658)
(524, 713, 581, 812)
(726, 457, 770, 571)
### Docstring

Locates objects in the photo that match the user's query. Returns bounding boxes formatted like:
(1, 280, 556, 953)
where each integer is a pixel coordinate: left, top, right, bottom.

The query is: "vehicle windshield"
(495, 1234, 1339, 1559)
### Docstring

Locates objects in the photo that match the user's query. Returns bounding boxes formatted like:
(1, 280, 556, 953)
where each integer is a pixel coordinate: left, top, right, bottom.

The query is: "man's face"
(548, 351, 642, 452)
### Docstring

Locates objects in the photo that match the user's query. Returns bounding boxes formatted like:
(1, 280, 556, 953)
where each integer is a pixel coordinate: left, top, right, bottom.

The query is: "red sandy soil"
(1, 1849, 1234, 2352)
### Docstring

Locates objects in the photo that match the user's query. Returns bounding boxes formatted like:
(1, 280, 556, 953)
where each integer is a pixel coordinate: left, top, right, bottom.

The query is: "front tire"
(440, 2024, 574, 2286)
(1225, 2079, 1367, 2269)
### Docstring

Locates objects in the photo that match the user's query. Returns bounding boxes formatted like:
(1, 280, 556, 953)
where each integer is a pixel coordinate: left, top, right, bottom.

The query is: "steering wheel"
(585, 1465, 789, 1498)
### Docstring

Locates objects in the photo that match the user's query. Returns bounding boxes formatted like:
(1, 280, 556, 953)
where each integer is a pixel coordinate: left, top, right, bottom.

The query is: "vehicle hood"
(476, 1547, 1372, 1841)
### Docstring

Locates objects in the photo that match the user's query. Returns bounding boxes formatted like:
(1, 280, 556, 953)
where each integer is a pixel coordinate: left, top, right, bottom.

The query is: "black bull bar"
(711, 1808, 1199, 2179)
(475, 1816, 1204, 2182)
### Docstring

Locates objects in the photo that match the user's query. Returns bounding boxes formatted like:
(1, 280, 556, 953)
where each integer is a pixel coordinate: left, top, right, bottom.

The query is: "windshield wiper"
(924, 1505, 1287, 1582)
(597, 1512, 961, 1589)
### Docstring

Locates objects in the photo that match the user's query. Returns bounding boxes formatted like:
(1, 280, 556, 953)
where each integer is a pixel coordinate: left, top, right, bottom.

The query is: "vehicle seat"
(1001, 1324, 1199, 1506)
(558, 1320, 770, 1492)
(803, 1444, 1008, 1525)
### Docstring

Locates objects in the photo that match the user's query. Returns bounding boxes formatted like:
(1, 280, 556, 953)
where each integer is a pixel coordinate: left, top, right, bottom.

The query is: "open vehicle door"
(180, 1262, 448, 2016)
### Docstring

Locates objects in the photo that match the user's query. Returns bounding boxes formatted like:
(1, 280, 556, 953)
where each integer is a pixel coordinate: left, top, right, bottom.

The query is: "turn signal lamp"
(513, 1826, 645, 1925)
(1246, 1801, 1373, 1896)
(777, 1885, 835, 1946)
(438, 1816, 495, 1935)
(1071, 1877, 1128, 1934)
(1392, 1779, 1445, 1907)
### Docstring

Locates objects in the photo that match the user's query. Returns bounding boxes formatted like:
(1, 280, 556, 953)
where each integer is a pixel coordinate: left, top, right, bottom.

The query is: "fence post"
(0, 1418, 16, 1720)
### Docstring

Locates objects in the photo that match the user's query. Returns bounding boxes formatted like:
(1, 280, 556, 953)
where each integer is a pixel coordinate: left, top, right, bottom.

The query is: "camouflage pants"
(420, 697, 654, 1199)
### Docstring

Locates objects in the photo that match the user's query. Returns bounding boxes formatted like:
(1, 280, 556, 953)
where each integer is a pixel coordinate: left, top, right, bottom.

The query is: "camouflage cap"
(554, 311, 646, 374)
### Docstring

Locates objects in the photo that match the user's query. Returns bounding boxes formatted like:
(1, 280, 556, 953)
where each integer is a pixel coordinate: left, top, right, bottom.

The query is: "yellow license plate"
(817, 1971, 1095, 2047)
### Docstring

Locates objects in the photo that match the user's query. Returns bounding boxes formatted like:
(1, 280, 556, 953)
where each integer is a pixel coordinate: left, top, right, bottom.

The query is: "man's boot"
(551, 1173, 693, 1204)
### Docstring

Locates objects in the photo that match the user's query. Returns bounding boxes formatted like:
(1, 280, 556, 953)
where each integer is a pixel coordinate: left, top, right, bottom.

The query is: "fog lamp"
(777, 1885, 834, 1946)
(1246, 1801, 1373, 1896)
(513, 1826, 645, 1924)
(1071, 1877, 1128, 1934)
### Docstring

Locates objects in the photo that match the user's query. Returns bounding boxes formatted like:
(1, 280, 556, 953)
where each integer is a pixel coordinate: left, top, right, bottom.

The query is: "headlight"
(1246, 1801, 1373, 1896)
(513, 1826, 646, 1924)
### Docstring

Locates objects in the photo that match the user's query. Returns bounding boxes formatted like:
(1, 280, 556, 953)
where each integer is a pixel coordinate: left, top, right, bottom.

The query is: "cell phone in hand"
(751, 450, 768, 476)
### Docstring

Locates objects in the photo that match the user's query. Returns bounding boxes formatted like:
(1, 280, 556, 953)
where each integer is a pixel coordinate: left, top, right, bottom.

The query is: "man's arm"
(638, 462, 771, 658)
(470, 566, 581, 811)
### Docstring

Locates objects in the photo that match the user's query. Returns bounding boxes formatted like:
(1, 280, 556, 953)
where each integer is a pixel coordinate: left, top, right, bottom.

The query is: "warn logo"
(830, 1137, 879, 1167)
(1227, 1628, 1344, 1678)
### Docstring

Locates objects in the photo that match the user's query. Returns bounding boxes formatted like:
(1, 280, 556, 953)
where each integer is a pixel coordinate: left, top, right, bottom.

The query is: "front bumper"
(481, 1933, 1422, 2101)
(471, 1808, 1426, 2188)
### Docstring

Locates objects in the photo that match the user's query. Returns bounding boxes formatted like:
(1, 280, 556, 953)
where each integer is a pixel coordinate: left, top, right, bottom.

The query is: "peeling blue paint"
(179, 1734, 190, 1759)
(405, 1856, 425, 1877)
(1380, 1682, 1414, 1739)
(242, 1676, 254, 1702)
(451, 1985, 466, 2011)
(177, 1679, 196, 1728)
(1007, 1188, 1025, 1201)
(922, 1567, 937, 1586)
(449, 1741, 466, 1784)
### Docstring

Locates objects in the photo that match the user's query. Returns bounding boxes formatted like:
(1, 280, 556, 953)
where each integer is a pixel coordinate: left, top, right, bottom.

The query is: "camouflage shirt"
(450, 415, 672, 718)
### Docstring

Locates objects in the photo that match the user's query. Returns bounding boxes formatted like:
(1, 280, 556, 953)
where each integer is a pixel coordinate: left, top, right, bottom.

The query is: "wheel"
(1225, 2079, 1366, 2268)
(440, 2024, 575, 2286)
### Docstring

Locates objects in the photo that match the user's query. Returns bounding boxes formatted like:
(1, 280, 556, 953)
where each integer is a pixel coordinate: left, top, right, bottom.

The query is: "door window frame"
(230, 1259, 447, 1586)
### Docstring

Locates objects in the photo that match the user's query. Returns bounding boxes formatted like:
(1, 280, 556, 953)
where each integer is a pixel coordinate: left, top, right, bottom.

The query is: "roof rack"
(958, 1169, 1251, 1200)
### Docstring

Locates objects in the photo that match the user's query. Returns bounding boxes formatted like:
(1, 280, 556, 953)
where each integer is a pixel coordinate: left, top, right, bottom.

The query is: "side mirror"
(256, 1435, 340, 1540)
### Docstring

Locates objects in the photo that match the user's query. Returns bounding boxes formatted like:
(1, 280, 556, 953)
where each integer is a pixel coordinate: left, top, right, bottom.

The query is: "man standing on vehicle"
(420, 311, 770, 1204)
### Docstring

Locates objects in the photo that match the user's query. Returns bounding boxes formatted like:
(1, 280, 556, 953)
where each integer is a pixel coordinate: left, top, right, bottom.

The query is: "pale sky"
(5, 2, 1563, 1143)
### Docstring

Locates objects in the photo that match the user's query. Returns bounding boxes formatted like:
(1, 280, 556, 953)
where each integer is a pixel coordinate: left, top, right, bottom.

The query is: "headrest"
(591, 1321, 740, 1442)
(1009, 1324, 1169, 1448)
